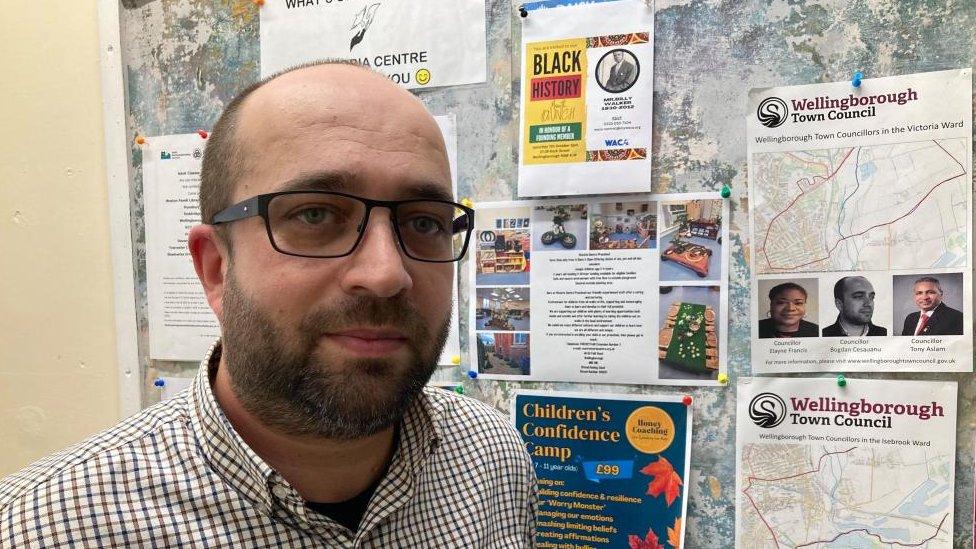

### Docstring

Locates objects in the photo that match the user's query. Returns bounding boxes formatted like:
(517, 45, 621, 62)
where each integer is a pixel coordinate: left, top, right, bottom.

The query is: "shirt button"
(272, 484, 291, 500)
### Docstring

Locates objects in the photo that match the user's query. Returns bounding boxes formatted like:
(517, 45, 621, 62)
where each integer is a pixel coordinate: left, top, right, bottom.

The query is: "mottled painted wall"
(0, 1, 119, 476)
(119, 0, 976, 545)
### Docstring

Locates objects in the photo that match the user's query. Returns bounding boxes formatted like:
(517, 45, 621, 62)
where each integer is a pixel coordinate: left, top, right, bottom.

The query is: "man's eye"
(406, 216, 445, 235)
(292, 207, 333, 225)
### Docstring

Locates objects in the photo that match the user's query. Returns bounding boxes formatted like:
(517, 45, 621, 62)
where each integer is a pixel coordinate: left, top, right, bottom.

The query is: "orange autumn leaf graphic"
(667, 517, 682, 548)
(628, 528, 664, 549)
(640, 456, 683, 506)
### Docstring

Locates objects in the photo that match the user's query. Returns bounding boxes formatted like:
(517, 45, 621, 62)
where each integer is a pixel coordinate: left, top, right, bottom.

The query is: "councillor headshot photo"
(895, 274, 964, 336)
(757, 280, 819, 338)
(822, 276, 887, 337)
(597, 49, 639, 93)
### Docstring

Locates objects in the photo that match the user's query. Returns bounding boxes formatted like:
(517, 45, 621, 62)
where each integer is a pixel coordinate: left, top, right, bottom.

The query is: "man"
(603, 50, 637, 92)
(822, 276, 887, 337)
(1, 63, 537, 547)
(901, 276, 964, 336)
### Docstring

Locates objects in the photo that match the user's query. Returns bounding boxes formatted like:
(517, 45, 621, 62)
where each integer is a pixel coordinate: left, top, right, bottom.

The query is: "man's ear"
(189, 224, 229, 321)
(835, 298, 843, 311)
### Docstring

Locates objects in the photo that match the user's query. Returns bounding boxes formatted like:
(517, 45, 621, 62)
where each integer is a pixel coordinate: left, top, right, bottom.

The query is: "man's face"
(218, 66, 454, 439)
(836, 277, 875, 325)
(913, 281, 943, 312)
(613, 51, 624, 63)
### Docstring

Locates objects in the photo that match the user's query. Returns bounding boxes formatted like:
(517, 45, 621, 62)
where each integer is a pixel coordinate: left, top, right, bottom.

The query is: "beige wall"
(0, 1, 119, 475)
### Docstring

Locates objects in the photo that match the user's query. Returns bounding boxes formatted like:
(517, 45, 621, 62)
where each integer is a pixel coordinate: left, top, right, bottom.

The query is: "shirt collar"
(187, 340, 445, 520)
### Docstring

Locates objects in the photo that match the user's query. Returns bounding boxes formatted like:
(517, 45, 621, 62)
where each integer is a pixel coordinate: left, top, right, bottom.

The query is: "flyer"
(144, 116, 461, 363)
(259, 0, 487, 90)
(469, 193, 728, 385)
(518, 0, 654, 197)
(514, 390, 691, 549)
(747, 69, 972, 373)
(736, 377, 956, 548)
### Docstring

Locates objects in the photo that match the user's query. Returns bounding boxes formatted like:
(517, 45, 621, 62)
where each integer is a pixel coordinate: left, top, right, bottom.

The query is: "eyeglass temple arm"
(452, 210, 473, 234)
(211, 196, 260, 225)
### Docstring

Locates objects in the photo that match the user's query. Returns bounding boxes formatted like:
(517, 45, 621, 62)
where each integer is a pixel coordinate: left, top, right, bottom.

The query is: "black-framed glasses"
(210, 191, 474, 263)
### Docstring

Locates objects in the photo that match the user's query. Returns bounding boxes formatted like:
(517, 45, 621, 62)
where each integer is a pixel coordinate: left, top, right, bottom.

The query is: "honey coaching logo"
(749, 392, 787, 428)
(757, 96, 789, 128)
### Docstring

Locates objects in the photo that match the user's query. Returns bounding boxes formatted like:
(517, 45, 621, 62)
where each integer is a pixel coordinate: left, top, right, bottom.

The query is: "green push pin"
(454, 385, 464, 395)
(720, 184, 731, 199)
(836, 374, 846, 388)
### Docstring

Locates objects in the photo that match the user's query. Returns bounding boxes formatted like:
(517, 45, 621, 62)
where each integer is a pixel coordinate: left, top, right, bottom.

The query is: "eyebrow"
(274, 171, 454, 202)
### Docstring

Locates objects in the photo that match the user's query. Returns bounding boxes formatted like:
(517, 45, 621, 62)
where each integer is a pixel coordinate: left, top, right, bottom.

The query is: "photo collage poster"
(468, 193, 729, 386)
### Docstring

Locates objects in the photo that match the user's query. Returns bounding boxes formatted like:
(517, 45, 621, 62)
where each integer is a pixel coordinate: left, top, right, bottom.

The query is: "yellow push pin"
(134, 135, 146, 145)
(460, 198, 474, 209)
(451, 355, 461, 365)
(717, 373, 729, 385)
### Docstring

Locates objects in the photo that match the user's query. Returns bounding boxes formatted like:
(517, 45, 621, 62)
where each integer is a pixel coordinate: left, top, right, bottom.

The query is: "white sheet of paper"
(144, 133, 220, 360)
(158, 376, 194, 401)
(518, 0, 654, 196)
(747, 68, 972, 373)
(433, 114, 461, 367)
(468, 192, 728, 386)
(259, 0, 487, 90)
(736, 377, 956, 548)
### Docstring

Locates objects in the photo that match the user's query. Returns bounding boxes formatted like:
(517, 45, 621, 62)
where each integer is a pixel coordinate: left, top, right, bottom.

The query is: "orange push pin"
(134, 135, 146, 145)
(253, 0, 264, 5)
(197, 130, 209, 139)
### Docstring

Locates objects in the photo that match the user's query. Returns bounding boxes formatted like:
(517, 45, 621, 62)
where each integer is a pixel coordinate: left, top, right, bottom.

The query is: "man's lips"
(323, 328, 409, 356)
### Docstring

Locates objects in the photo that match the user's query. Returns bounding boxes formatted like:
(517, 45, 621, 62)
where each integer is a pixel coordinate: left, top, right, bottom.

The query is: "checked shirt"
(0, 342, 537, 547)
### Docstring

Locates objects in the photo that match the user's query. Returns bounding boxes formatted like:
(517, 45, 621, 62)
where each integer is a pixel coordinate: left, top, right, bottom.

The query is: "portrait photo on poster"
(818, 272, 892, 338)
(756, 278, 820, 339)
(893, 272, 964, 336)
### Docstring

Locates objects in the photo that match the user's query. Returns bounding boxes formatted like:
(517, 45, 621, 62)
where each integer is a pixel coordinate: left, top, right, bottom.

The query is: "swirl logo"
(749, 392, 787, 428)
(757, 97, 789, 128)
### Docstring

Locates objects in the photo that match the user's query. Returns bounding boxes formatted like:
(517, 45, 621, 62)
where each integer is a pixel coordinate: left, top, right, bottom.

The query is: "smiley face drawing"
(416, 68, 431, 85)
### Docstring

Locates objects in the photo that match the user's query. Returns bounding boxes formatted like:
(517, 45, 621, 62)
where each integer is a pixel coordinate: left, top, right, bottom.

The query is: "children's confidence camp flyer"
(518, 0, 654, 197)
(514, 391, 692, 549)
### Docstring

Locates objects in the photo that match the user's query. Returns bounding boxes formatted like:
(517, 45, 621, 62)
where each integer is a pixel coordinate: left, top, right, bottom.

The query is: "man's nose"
(339, 209, 413, 298)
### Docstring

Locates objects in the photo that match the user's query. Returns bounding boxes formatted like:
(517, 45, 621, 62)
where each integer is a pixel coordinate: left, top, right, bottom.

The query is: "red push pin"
(682, 395, 693, 406)
(134, 135, 146, 145)
(197, 129, 209, 139)
(253, 0, 264, 5)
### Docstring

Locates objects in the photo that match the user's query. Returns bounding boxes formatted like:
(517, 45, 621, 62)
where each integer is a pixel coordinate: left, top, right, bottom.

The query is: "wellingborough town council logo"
(749, 392, 787, 428)
(757, 96, 788, 128)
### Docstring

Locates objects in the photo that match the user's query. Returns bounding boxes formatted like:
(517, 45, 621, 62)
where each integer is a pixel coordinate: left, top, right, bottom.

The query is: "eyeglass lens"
(267, 193, 469, 261)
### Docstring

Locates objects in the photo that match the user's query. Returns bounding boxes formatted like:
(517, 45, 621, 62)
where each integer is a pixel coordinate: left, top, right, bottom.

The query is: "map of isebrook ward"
(753, 138, 969, 274)
(740, 443, 953, 548)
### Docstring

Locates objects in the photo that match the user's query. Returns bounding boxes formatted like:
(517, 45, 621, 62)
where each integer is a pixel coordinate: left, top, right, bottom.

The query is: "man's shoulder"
(0, 394, 192, 512)
(821, 322, 843, 336)
(421, 388, 527, 458)
(938, 303, 964, 318)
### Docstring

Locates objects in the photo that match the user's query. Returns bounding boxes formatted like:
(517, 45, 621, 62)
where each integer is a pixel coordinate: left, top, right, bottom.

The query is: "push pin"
(253, 0, 265, 6)
(135, 135, 146, 145)
(717, 373, 729, 385)
(197, 129, 209, 139)
(518, 5, 528, 18)
(851, 71, 863, 88)
(467, 370, 478, 379)
(682, 395, 693, 406)
(836, 374, 847, 387)
(454, 386, 464, 395)
(153, 378, 165, 388)
(720, 184, 731, 199)
(460, 197, 474, 209)
(451, 355, 461, 365)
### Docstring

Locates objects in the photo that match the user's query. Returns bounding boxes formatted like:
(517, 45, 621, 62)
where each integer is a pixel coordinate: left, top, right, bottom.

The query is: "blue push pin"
(836, 374, 847, 388)
(519, 5, 528, 17)
(851, 71, 863, 88)
(467, 370, 478, 379)
(153, 378, 166, 388)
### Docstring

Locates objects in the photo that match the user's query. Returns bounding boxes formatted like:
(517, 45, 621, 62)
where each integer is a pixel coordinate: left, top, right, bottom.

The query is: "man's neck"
(212, 356, 397, 503)
(837, 317, 868, 336)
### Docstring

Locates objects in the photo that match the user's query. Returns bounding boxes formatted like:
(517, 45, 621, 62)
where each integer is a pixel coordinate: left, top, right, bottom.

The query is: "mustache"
(298, 294, 428, 339)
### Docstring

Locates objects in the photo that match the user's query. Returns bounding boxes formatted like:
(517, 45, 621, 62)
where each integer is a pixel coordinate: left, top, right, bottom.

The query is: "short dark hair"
(199, 60, 367, 228)
(832, 277, 854, 301)
(913, 276, 942, 293)
(769, 282, 807, 302)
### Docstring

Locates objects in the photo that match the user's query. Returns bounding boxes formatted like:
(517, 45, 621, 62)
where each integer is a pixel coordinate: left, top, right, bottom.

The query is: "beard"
(219, 272, 449, 440)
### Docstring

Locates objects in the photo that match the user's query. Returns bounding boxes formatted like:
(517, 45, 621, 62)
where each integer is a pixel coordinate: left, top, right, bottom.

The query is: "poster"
(747, 68, 972, 373)
(259, 0, 487, 89)
(736, 377, 956, 548)
(144, 116, 461, 363)
(144, 133, 221, 360)
(514, 391, 691, 549)
(469, 193, 728, 385)
(518, 0, 654, 196)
